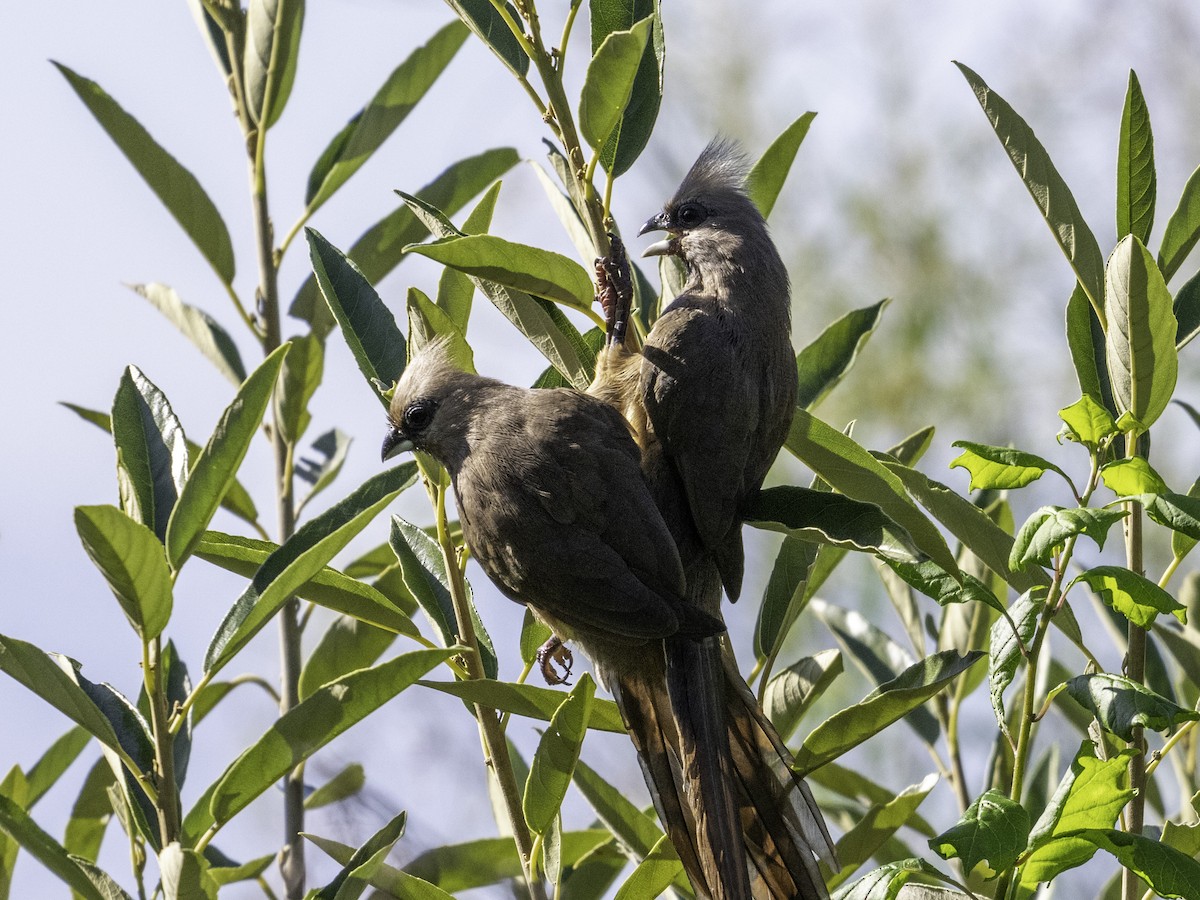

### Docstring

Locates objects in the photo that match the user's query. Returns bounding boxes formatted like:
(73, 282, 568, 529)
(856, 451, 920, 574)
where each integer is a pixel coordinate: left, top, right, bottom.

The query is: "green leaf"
(195, 530, 419, 637)
(53, 63, 234, 285)
(792, 650, 984, 774)
(273, 333, 323, 445)
(300, 614, 397, 701)
(747, 112, 817, 219)
(1065, 282, 1113, 407)
(612, 833, 681, 900)
(794, 299, 889, 411)
(1008, 506, 1127, 571)
(949, 441, 1066, 492)
(307, 228, 406, 405)
(832, 857, 961, 899)
(988, 589, 1043, 733)
(303, 763, 365, 810)
(1049, 829, 1200, 899)
(579, 17, 653, 152)
(74, 505, 173, 639)
(1159, 163, 1200, 282)
(111, 366, 189, 543)
(786, 408, 959, 576)
(185, 0, 234, 81)
(754, 534, 818, 664)
(445, 0, 528, 78)
(1142, 489, 1200, 543)
(1104, 235, 1179, 430)
(203, 463, 418, 676)
(24, 728, 91, 808)
(808, 763, 937, 839)
(406, 287, 475, 372)
(296, 428, 353, 515)
(0, 794, 115, 900)
(130, 284, 247, 386)
(763, 650, 843, 743)
(955, 62, 1105, 324)
(159, 842, 218, 900)
(1072, 566, 1186, 628)
(207, 648, 451, 826)
(591, 0, 664, 178)
(420, 679, 625, 734)
(1116, 70, 1156, 244)
(306, 832, 457, 900)
(1058, 393, 1119, 447)
(886, 559, 1005, 615)
(524, 675, 595, 834)
(1063, 672, 1200, 741)
(310, 810, 407, 900)
(828, 774, 938, 890)
(244, 0, 304, 129)
(408, 235, 594, 311)
(304, 20, 468, 213)
(165, 344, 289, 570)
(436, 181, 503, 330)
(290, 148, 519, 335)
(929, 789, 1030, 877)
(64, 759, 115, 865)
(1174, 268, 1200, 349)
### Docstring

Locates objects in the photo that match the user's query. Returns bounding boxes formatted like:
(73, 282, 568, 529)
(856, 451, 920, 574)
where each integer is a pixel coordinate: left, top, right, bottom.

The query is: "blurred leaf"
(274, 333, 323, 445)
(747, 112, 817, 219)
(165, 345, 289, 570)
(304, 20, 468, 214)
(1071, 565, 1185, 628)
(0, 794, 118, 900)
(524, 675, 595, 834)
(1008, 505, 1127, 571)
(1159, 163, 1200, 282)
(64, 758, 115, 865)
(307, 228, 406, 405)
(955, 62, 1105, 324)
(24, 728, 90, 808)
(445, 0, 528, 78)
(591, 0, 664, 177)
(753, 535, 818, 664)
(1059, 393, 1119, 448)
(988, 589, 1043, 734)
(793, 650, 983, 775)
(300, 614, 397, 700)
(763, 650, 843, 743)
(204, 463, 418, 676)
(929, 789, 1030, 877)
(207, 648, 452, 826)
(1104, 235, 1178, 430)
(1048, 829, 1200, 899)
(1174, 268, 1200, 349)
(1116, 70, 1155, 244)
(75, 505, 173, 640)
(828, 774, 938, 890)
(794, 299, 889, 411)
(949, 441, 1065, 492)
(303, 763, 365, 810)
(309, 810, 407, 900)
(111, 366, 189, 543)
(244, 0, 304, 129)
(130, 284, 246, 385)
(579, 17, 653, 153)
(1062, 673, 1200, 741)
(420, 679, 625, 734)
(296, 428, 353, 515)
(159, 842, 218, 900)
(208, 854, 274, 889)
(53, 63, 235, 284)
(612, 833, 681, 900)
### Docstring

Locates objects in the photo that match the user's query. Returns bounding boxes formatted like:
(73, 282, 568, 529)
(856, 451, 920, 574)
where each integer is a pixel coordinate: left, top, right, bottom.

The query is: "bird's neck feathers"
(680, 216, 790, 319)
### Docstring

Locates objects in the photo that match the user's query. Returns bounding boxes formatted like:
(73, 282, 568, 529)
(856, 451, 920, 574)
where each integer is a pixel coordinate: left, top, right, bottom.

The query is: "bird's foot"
(536, 636, 574, 686)
(595, 232, 634, 348)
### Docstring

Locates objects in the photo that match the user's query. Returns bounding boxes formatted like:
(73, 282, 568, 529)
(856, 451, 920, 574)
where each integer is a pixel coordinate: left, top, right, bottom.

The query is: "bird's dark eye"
(675, 202, 707, 228)
(403, 399, 437, 432)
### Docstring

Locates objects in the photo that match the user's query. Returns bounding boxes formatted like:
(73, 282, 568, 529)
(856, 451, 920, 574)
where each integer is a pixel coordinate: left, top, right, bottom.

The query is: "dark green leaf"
(419, 679, 625, 734)
(296, 429, 353, 515)
(754, 534, 818, 663)
(1071, 565, 1185, 628)
(273, 333, 323, 445)
(1063, 672, 1200, 741)
(612, 834, 681, 900)
(436, 181, 503, 330)
(794, 299, 889, 411)
(1159, 163, 1200, 282)
(310, 810, 406, 900)
(299, 615, 396, 700)
(949, 441, 1066, 492)
(524, 675, 595, 834)
(579, 18, 653, 152)
(747, 112, 817, 219)
(1008, 506, 1127, 571)
(75, 505, 173, 639)
(130, 284, 246, 385)
(988, 590, 1043, 733)
(886, 558, 1005, 615)
(1173, 267, 1200, 349)
(303, 763, 365, 810)
(829, 775, 938, 890)
(832, 857, 959, 900)
(1065, 282, 1113, 408)
(929, 789, 1030, 876)
(445, 0, 528, 78)
(244, 0, 304, 129)
(763, 650, 843, 743)
(591, 0, 664, 178)
(54, 63, 234, 284)
(0, 794, 115, 900)
(1116, 70, 1156, 244)
(1048, 829, 1200, 899)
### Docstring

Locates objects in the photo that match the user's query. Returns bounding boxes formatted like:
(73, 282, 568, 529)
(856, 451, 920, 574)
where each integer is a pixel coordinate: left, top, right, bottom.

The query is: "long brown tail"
(611, 638, 835, 900)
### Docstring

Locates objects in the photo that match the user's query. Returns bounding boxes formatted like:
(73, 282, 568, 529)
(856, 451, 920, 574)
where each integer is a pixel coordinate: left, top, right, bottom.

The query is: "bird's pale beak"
(381, 426, 413, 462)
(639, 211, 675, 258)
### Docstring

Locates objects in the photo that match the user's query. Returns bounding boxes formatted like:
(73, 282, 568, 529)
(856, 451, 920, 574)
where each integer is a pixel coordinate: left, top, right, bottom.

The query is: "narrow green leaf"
(208, 648, 452, 825)
(0, 795, 114, 900)
(165, 344, 289, 570)
(24, 728, 91, 808)
(754, 535, 818, 663)
(764, 650, 843, 743)
(886, 559, 1005, 615)
(203, 463, 418, 676)
(159, 842, 218, 900)
(303, 763, 365, 810)
(1050, 829, 1200, 899)
(1169, 478, 1200, 562)
(929, 789, 1030, 876)
(185, 0, 234, 80)
(591, 0, 664, 178)
(1063, 672, 1200, 741)
(420, 679, 625, 734)
(1009, 506, 1127, 571)
(1159, 163, 1200, 282)
(828, 774, 938, 890)
(309, 810, 406, 900)
(747, 112, 817, 219)
(299, 615, 396, 700)
(612, 833, 681, 900)
(1105, 235, 1179, 429)
(955, 62, 1105, 324)
(53, 63, 234, 284)
(1065, 282, 1116, 415)
(808, 763, 937, 839)
(1059, 393, 1119, 448)
(989, 590, 1043, 733)
(445, 0, 529, 78)
(794, 299, 888, 411)
(579, 17, 653, 152)
(436, 181, 503, 330)
(64, 759, 115, 865)
(1116, 71, 1156, 244)
(111, 366, 189, 543)
(1142, 489, 1200, 543)
(75, 505, 173, 639)
(949, 441, 1066, 492)
(244, 0, 304, 129)
(524, 675, 595, 834)
(274, 333, 323, 445)
(130, 284, 246, 386)
(1174, 268, 1200, 349)
(406, 288, 475, 373)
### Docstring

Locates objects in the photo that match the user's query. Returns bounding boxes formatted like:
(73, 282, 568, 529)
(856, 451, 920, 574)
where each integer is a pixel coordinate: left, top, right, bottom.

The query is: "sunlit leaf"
(1116, 70, 1156, 244)
(794, 299, 888, 411)
(524, 675, 595, 834)
(1008, 506, 1127, 571)
(1159, 163, 1200, 282)
(130, 284, 247, 386)
(303, 763, 365, 810)
(1062, 672, 1199, 741)
(0, 794, 117, 900)
(445, 0, 528, 78)
(763, 650, 843, 743)
(579, 17, 653, 152)
(747, 112, 817, 219)
(949, 441, 1066, 492)
(75, 505, 173, 639)
(244, 0, 305, 129)
(929, 789, 1030, 877)
(419, 679, 625, 734)
(590, 0, 664, 178)
(1072, 565, 1186, 628)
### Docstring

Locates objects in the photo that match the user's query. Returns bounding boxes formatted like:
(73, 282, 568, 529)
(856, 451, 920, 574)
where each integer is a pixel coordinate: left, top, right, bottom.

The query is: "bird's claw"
(595, 232, 634, 348)
(536, 636, 574, 686)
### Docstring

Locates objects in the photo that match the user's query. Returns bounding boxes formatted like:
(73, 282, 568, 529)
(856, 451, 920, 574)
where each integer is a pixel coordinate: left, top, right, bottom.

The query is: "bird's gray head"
(639, 138, 768, 268)
(381, 339, 478, 464)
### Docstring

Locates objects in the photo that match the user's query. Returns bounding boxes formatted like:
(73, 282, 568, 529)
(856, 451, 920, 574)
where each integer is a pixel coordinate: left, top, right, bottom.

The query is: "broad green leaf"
(1142, 489, 1200, 543)
(792, 650, 984, 774)
(195, 530, 419, 636)
(244, 0, 304, 129)
(304, 20, 468, 213)
(1065, 282, 1112, 407)
(612, 834, 681, 900)
(165, 345, 289, 570)
(273, 333, 322, 444)
(307, 228, 406, 405)
(886, 559, 1005, 615)
(1174, 268, 1200, 349)
(763, 650, 843, 743)
(988, 589, 1043, 733)
(303, 763, 365, 810)
(786, 408, 959, 576)
(1008, 506, 1127, 571)
(1062, 672, 1200, 741)
(1058, 393, 1119, 447)
(1072, 566, 1186, 628)
(949, 441, 1065, 492)
(794, 299, 889, 411)
(75, 505, 173, 639)
(207, 648, 452, 826)
(290, 148, 519, 335)
(1116, 70, 1156, 244)
(524, 675, 595, 834)
(887, 426, 936, 467)
(591, 0, 664, 178)
(296, 428, 353, 515)
(747, 112, 817, 219)
(53, 63, 234, 284)
(204, 463, 418, 676)
(445, 0, 528, 78)
(929, 789, 1030, 877)
(64, 758, 115, 865)
(580, 17, 653, 153)
(159, 842, 218, 900)
(746, 485, 920, 562)
(828, 774, 938, 890)
(299, 614, 396, 700)
(1159, 163, 1200, 282)
(111, 366, 189, 542)
(406, 288, 474, 372)
(130, 284, 246, 386)
(1050, 829, 1200, 899)
(754, 534, 818, 664)
(309, 810, 406, 900)
(0, 794, 115, 900)
(419, 679, 625, 734)
(956, 62, 1106, 323)
(408, 235, 594, 310)
(1104, 235, 1178, 430)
